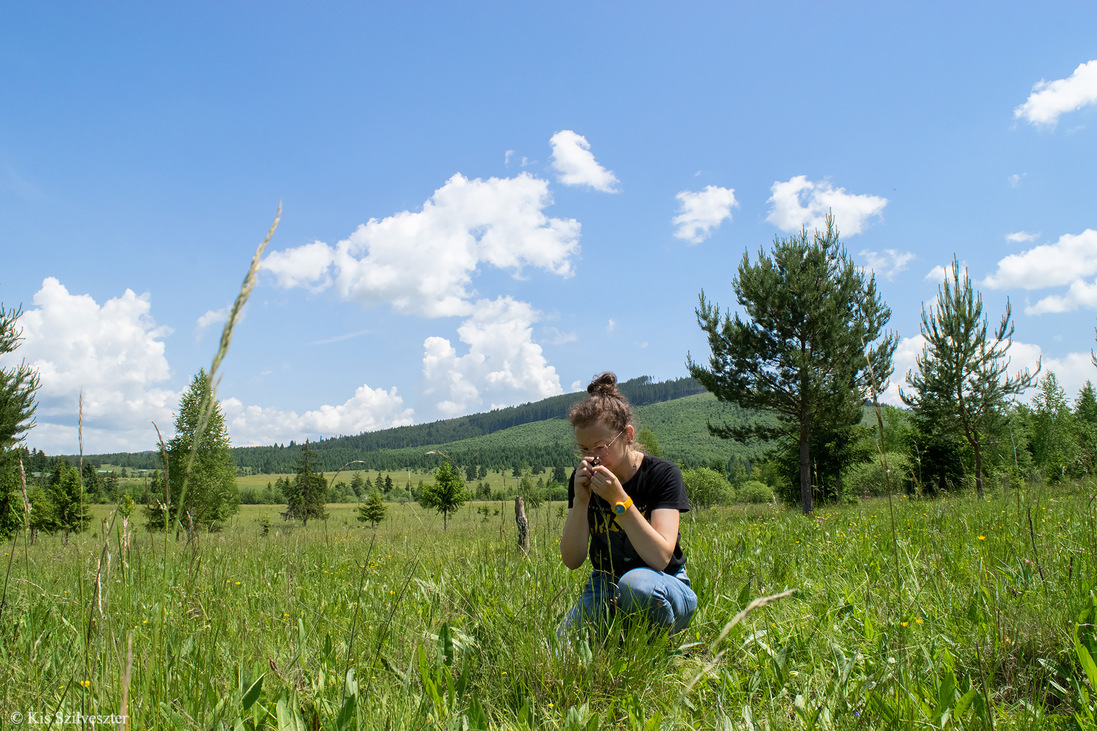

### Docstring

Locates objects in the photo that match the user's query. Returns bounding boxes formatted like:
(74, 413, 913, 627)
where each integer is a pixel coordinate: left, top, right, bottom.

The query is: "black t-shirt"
(567, 454, 690, 577)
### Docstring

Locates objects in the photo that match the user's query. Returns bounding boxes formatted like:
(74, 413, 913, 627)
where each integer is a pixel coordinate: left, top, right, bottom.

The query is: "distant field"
(2, 482, 1094, 727)
(99, 466, 547, 500)
(235, 468, 544, 495)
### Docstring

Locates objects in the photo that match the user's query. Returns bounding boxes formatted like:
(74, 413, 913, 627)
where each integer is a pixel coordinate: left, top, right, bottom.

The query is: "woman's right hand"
(573, 457, 595, 504)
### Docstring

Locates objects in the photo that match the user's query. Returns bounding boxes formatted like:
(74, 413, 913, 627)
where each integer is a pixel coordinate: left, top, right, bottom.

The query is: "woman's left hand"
(588, 464, 627, 505)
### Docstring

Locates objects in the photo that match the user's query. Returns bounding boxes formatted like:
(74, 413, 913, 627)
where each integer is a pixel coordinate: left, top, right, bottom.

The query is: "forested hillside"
(71, 375, 761, 475)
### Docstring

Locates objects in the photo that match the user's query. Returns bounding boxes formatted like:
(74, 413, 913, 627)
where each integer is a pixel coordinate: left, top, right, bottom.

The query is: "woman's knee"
(614, 569, 667, 612)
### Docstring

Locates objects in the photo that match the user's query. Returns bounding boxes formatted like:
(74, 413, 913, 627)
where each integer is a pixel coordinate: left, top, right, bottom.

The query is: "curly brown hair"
(568, 372, 634, 433)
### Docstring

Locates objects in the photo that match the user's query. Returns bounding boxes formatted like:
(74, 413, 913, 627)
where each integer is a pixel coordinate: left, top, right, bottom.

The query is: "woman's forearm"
(559, 502, 591, 569)
(616, 508, 677, 570)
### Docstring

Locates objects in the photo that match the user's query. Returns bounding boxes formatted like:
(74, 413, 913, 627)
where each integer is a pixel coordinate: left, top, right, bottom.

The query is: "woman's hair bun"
(587, 372, 619, 397)
(569, 371, 633, 432)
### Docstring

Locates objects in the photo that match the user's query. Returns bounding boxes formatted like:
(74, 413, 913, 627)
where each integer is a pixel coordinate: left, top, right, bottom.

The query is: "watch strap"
(613, 496, 634, 515)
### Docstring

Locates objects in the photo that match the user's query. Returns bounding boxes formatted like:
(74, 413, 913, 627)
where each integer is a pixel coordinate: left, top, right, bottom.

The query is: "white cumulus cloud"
(421, 297, 563, 416)
(766, 175, 887, 236)
(672, 185, 738, 244)
(549, 130, 620, 193)
(1006, 231, 1039, 244)
(984, 229, 1097, 315)
(262, 172, 581, 318)
(222, 385, 414, 447)
(1025, 278, 1097, 315)
(859, 249, 914, 281)
(984, 229, 1097, 291)
(7, 278, 179, 453)
(1014, 59, 1097, 127)
(196, 306, 230, 336)
(261, 240, 336, 291)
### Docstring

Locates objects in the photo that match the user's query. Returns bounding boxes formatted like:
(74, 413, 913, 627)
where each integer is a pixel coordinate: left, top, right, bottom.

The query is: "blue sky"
(3, 2, 1097, 455)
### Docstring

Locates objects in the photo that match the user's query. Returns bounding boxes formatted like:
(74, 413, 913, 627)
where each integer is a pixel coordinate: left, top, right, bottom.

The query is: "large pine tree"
(689, 217, 896, 514)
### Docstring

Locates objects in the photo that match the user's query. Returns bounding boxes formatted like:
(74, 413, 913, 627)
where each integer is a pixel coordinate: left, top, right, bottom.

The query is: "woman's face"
(575, 422, 631, 472)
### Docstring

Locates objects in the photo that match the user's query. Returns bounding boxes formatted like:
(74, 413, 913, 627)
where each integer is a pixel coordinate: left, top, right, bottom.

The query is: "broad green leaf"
(1076, 638, 1097, 699)
(242, 673, 264, 712)
(466, 695, 489, 731)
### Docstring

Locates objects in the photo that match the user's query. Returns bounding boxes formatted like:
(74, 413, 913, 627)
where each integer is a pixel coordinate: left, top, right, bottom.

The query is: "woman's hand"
(561, 457, 599, 570)
(573, 457, 596, 504)
(586, 461, 627, 505)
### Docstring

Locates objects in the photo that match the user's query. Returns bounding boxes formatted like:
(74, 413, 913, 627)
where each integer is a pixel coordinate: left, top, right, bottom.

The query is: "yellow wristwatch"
(613, 496, 634, 515)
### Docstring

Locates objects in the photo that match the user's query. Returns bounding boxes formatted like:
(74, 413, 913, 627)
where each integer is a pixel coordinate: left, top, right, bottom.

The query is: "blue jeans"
(558, 567, 697, 637)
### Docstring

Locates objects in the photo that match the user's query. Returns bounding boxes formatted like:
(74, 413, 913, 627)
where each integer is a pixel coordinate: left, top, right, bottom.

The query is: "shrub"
(735, 480, 773, 504)
(681, 467, 732, 510)
(238, 487, 262, 505)
(845, 452, 912, 497)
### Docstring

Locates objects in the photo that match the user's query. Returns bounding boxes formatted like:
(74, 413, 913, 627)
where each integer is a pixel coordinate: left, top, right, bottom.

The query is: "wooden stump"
(515, 496, 529, 554)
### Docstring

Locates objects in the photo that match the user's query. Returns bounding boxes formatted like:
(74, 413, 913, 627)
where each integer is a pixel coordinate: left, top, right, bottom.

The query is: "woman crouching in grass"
(558, 372, 697, 638)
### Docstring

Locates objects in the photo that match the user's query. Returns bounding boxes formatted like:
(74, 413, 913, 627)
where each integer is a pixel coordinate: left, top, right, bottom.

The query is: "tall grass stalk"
(680, 587, 796, 699)
(171, 205, 280, 536)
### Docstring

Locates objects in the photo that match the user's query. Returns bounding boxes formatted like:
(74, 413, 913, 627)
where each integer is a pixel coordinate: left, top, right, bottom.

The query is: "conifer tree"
(81, 462, 103, 502)
(0, 304, 40, 538)
(26, 482, 56, 539)
(349, 472, 366, 498)
(1075, 381, 1097, 475)
(1030, 372, 1076, 481)
(287, 441, 328, 526)
(901, 258, 1037, 496)
(689, 217, 896, 514)
(357, 490, 386, 527)
(48, 462, 91, 538)
(418, 461, 467, 530)
(146, 369, 239, 530)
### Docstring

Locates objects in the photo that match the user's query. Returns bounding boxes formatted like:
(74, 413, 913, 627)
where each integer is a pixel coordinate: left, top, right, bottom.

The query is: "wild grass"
(1, 483, 1094, 729)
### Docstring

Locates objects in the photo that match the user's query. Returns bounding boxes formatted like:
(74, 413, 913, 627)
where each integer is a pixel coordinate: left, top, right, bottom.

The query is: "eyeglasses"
(577, 430, 626, 458)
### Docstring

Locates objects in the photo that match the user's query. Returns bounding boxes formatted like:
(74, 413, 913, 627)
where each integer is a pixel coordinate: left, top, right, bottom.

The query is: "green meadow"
(1, 483, 1095, 729)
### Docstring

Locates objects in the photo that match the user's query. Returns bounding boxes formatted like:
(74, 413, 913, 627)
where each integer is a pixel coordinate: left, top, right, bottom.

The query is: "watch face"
(613, 504, 625, 514)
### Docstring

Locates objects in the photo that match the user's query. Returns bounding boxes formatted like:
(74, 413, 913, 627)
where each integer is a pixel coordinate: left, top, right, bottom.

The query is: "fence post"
(514, 496, 529, 554)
